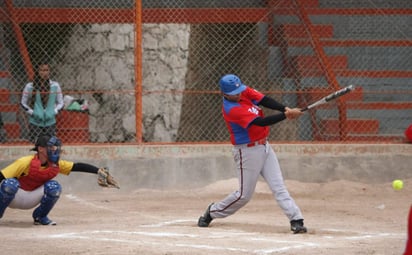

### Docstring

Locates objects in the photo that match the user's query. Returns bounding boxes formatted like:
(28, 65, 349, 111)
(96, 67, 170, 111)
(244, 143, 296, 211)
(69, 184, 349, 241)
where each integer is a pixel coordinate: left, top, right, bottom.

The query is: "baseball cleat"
(198, 203, 213, 227)
(34, 216, 57, 226)
(290, 219, 307, 234)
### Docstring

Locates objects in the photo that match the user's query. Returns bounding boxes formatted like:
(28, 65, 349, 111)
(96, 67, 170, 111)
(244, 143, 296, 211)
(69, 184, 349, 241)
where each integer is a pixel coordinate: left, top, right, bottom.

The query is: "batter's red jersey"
(222, 86, 269, 145)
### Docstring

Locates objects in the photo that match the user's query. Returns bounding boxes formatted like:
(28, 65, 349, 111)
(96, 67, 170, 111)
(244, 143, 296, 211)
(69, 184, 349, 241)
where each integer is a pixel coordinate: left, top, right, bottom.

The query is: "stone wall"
(54, 23, 190, 142)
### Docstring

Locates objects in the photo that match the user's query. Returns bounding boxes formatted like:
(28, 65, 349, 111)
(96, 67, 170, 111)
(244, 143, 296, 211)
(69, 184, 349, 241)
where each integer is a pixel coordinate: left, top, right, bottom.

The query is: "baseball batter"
(198, 74, 307, 234)
(0, 134, 119, 225)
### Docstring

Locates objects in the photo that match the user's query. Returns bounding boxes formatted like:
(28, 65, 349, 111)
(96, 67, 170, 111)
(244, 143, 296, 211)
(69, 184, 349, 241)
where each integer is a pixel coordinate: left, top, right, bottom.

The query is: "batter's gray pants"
(210, 142, 304, 221)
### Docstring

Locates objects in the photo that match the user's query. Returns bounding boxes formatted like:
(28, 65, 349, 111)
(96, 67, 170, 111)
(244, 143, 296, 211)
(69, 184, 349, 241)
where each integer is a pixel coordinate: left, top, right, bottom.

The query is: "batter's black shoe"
(290, 219, 307, 234)
(198, 203, 213, 227)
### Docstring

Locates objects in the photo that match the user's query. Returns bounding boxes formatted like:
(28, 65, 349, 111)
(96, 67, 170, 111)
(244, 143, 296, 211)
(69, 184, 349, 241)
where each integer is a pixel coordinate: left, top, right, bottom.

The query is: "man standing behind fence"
(21, 60, 64, 142)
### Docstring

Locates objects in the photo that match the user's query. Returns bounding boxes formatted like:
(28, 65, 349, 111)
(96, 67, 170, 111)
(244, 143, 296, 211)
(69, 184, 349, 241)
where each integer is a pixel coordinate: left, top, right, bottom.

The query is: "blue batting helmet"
(219, 74, 246, 95)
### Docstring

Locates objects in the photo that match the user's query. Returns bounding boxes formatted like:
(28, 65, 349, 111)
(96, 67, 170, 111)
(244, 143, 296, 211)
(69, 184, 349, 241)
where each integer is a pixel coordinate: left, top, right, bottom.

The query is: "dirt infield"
(1, 178, 409, 255)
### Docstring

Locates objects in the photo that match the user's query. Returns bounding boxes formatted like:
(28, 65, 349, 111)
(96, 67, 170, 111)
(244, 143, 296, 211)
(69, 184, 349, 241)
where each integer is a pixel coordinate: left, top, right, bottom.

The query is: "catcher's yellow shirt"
(1, 155, 74, 179)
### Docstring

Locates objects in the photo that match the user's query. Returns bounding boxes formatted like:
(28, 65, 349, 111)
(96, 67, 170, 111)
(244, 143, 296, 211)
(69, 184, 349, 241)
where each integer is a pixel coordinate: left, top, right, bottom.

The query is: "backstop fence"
(0, 0, 411, 145)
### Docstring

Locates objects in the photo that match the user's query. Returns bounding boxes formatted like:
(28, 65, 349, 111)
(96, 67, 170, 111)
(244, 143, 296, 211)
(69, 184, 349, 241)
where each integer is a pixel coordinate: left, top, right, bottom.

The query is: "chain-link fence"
(0, 0, 411, 145)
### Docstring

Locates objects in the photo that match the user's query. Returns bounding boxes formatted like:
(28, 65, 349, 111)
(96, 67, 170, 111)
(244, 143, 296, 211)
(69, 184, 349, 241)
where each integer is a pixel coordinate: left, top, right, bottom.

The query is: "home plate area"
(0, 179, 408, 255)
(39, 221, 403, 255)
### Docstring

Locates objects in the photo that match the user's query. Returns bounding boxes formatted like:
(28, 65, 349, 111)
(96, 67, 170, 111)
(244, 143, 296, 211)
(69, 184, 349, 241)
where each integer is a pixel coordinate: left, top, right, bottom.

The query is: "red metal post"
(4, 0, 34, 80)
(135, 0, 143, 143)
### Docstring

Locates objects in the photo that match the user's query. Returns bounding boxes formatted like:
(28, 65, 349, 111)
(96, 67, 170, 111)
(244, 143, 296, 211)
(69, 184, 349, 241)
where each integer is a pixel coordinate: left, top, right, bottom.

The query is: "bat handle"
(300, 106, 308, 112)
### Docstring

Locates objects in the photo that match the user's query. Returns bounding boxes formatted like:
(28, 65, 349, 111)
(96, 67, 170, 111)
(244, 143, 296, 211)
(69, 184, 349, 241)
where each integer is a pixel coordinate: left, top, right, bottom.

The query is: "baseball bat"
(301, 85, 355, 112)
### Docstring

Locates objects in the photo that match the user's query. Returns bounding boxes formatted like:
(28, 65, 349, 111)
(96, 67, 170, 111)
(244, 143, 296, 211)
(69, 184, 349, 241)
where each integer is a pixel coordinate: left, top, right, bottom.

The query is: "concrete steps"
(268, 4, 412, 142)
(267, 0, 319, 8)
(0, 88, 21, 142)
(319, 118, 379, 136)
(303, 85, 412, 142)
(289, 55, 348, 77)
(270, 24, 333, 44)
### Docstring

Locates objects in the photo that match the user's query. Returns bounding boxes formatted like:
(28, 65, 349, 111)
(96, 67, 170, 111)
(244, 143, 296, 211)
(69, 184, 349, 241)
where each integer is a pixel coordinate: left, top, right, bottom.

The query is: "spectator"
(21, 61, 64, 142)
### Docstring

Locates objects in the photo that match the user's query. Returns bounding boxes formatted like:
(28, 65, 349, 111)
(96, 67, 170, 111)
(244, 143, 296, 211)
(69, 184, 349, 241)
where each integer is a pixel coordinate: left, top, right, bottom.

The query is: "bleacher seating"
(268, 1, 412, 142)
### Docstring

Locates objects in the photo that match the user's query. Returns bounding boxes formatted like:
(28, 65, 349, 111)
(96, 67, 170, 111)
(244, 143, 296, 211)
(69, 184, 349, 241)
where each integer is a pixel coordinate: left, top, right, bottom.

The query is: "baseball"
(392, 179, 404, 190)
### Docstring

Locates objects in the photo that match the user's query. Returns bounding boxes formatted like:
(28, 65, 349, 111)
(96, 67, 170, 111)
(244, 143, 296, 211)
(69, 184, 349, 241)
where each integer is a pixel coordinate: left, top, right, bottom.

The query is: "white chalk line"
(39, 220, 405, 254)
(45, 229, 314, 254)
(63, 194, 166, 221)
(45, 230, 254, 253)
(321, 228, 403, 239)
(140, 219, 193, 227)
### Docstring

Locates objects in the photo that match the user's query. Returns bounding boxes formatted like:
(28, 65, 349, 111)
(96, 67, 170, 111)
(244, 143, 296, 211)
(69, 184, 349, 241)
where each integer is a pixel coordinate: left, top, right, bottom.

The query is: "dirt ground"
(1, 178, 410, 255)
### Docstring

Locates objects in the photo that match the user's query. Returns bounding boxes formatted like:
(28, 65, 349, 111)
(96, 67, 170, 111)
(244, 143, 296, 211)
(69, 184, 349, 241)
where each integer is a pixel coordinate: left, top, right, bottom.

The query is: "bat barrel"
(302, 84, 355, 111)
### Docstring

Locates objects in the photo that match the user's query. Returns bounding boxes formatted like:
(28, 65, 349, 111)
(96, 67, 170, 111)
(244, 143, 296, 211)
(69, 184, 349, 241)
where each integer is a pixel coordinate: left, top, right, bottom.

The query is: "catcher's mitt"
(97, 168, 120, 189)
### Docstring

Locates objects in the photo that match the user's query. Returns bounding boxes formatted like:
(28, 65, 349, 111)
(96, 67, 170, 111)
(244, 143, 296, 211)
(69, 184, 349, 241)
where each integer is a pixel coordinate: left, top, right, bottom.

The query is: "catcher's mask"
(32, 135, 62, 163)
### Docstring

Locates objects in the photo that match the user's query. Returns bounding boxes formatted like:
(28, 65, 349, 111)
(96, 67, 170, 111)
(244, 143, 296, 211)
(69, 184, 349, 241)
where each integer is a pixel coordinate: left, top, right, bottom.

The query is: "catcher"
(0, 134, 119, 225)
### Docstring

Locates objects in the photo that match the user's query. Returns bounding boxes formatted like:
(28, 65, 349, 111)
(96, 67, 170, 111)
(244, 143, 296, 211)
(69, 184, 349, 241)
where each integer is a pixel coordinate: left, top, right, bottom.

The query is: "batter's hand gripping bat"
(301, 85, 355, 112)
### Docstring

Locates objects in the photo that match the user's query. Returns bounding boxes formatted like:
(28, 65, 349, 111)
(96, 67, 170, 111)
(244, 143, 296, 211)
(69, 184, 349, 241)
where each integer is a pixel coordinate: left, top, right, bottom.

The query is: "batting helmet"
(405, 124, 412, 143)
(219, 74, 246, 95)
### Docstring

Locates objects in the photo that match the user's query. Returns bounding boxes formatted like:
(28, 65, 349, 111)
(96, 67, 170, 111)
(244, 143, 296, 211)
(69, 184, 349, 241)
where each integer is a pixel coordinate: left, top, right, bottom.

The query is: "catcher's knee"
(1, 178, 20, 196)
(44, 180, 62, 197)
(0, 178, 19, 217)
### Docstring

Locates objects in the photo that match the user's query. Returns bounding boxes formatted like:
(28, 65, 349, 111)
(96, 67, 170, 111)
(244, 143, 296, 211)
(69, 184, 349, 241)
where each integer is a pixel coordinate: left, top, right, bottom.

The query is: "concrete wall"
(1, 143, 411, 191)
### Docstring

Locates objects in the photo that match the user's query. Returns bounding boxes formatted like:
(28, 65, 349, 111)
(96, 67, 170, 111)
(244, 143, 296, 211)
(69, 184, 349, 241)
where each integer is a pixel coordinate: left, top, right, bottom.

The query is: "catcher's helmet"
(31, 134, 62, 163)
(219, 74, 246, 95)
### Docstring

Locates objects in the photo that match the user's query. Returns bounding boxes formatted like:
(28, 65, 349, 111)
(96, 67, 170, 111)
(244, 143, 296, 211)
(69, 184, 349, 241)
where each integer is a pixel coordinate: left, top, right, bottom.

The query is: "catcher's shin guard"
(0, 178, 19, 218)
(32, 180, 61, 225)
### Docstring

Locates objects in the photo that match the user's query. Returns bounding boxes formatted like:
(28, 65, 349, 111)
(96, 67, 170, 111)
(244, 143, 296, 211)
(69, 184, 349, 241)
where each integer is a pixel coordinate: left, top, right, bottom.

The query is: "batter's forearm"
(258, 96, 286, 112)
(250, 113, 286, 126)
